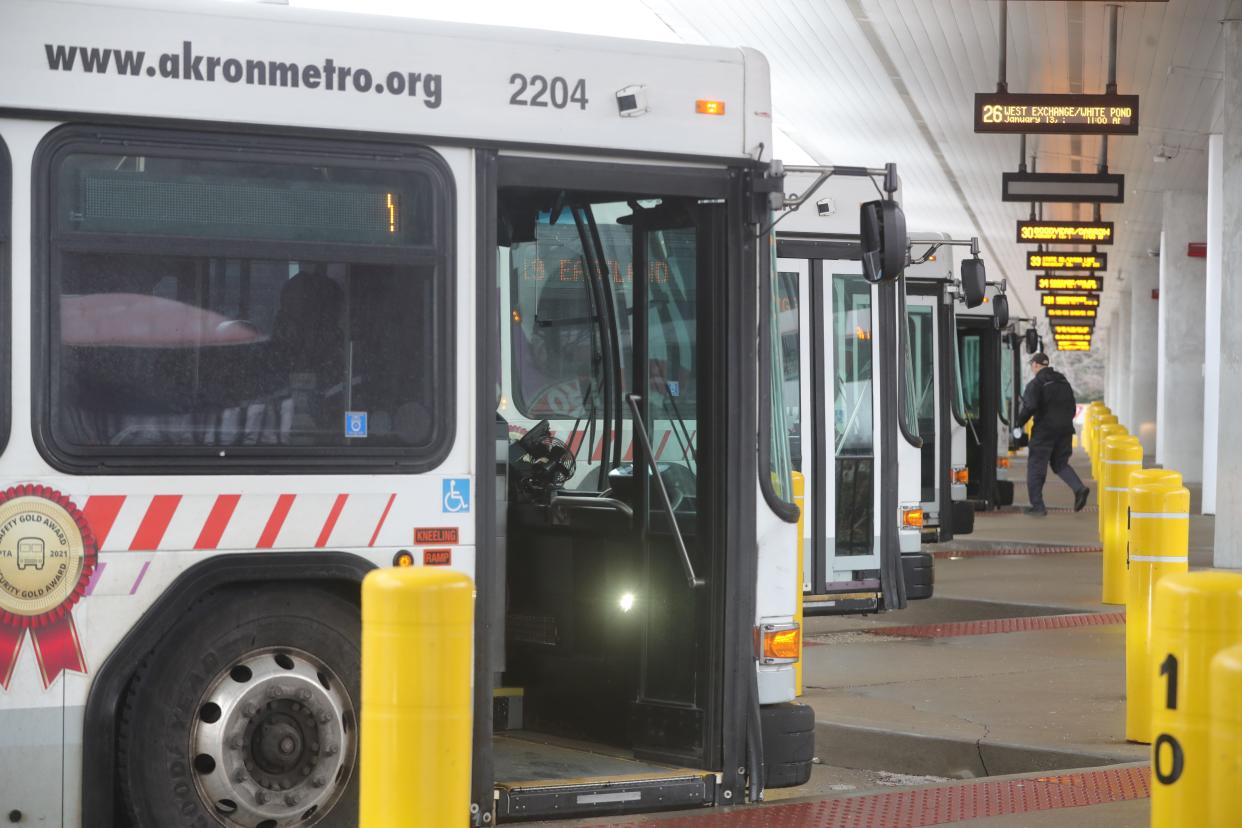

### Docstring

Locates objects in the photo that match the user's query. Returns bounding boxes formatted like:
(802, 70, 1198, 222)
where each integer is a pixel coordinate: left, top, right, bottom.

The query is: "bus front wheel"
(117, 584, 361, 828)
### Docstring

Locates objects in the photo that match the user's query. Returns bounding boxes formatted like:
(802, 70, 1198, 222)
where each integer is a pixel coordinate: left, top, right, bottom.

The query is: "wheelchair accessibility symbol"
(344, 411, 368, 439)
(442, 479, 471, 514)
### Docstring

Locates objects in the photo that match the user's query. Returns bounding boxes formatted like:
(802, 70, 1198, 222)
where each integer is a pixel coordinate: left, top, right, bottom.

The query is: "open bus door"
(957, 314, 1001, 510)
(488, 157, 752, 819)
(775, 243, 908, 614)
(904, 278, 956, 542)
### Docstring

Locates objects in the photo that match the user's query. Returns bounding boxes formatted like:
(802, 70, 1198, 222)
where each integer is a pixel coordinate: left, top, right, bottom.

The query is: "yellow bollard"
(1125, 476, 1189, 744)
(1086, 405, 1112, 463)
(1209, 644, 1242, 827)
(1149, 572, 1242, 827)
(1091, 414, 1120, 482)
(1100, 435, 1143, 605)
(1095, 423, 1127, 539)
(793, 471, 806, 697)
(1084, 402, 1107, 459)
(360, 567, 475, 827)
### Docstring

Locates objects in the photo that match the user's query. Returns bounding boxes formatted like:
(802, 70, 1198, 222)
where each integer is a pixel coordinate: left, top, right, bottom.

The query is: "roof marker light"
(696, 99, 726, 115)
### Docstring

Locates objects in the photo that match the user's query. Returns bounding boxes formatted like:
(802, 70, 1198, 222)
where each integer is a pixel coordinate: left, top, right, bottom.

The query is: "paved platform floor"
(533, 450, 1204, 826)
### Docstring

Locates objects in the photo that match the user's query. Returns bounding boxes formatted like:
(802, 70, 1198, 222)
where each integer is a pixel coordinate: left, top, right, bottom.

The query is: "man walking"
(1015, 353, 1089, 516)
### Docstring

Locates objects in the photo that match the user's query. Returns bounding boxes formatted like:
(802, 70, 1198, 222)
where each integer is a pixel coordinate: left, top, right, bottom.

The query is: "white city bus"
(905, 234, 974, 541)
(775, 174, 929, 613)
(0, 1, 914, 824)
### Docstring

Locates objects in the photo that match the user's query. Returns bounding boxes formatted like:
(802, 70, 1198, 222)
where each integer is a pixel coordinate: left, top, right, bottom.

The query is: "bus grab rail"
(627, 393, 705, 589)
(549, 494, 635, 520)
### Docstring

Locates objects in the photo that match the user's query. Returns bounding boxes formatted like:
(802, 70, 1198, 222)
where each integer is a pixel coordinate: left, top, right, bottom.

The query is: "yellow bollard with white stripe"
(1125, 475, 1188, 744)
(793, 471, 806, 696)
(1094, 423, 1127, 540)
(1091, 414, 1120, 482)
(360, 567, 475, 828)
(1149, 572, 1242, 828)
(1083, 402, 1107, 460)
(1209, 644, 1242, 826)
(1100, 435, 1143, 604)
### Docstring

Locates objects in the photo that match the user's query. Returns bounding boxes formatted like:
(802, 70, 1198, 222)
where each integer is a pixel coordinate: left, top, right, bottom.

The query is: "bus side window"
(39, 129, 453, 471)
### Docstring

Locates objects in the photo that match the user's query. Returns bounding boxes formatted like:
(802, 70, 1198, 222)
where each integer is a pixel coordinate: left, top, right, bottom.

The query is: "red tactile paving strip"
(869, 611, 1125, 639)
(581, 766, 1149, 827)
(930, 545, 1101, 559)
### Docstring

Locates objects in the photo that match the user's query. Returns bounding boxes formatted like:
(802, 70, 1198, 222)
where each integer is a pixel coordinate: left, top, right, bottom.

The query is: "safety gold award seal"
(0, 485, 97, 690)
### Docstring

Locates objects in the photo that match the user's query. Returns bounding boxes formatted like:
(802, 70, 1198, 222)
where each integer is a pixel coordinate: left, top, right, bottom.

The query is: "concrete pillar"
(1204, 133, 1224, 514)
(1115, 287, 1133, 424)
(1216, 2, 1242, 568)
(1107, 310, 1121, 406)
(1127, 262, 1159, 454)
(1157, 192, 1207, 481)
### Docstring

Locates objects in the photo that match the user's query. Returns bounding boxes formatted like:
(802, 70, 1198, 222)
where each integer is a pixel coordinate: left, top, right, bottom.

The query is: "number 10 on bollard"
(1149, 571, 1242, 828)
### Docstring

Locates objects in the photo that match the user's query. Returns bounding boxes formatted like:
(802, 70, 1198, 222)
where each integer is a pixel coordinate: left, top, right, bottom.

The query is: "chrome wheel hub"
(190, 648, 356, 827)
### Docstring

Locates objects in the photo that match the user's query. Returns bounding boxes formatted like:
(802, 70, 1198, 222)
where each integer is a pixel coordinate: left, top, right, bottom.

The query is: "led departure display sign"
(1002, 172, 1125, 204)
(1041, 293, 1100, 308)
(975, 93, 1139, 135)
(1037, 275, 1105, 292)
(1057, 341, 1091, 351)
(1053, 324, 1094, 335)
(1017, 220, 1114, 245)
(1046, 307, 1098, 319)
(1028, 252, 1107, 271)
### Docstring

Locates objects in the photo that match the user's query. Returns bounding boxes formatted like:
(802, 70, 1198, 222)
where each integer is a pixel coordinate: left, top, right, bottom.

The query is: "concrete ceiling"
(300, 0, 1226, 356)
(645, 0, 1226, 344)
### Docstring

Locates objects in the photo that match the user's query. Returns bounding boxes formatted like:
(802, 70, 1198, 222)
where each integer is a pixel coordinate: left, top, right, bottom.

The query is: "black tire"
(952, 500, 976, 535)
(995, 480, 1015, 507)
(760, 703, 814, 788)
(901, 552, 934, 601)
(118, 584, 361, 828)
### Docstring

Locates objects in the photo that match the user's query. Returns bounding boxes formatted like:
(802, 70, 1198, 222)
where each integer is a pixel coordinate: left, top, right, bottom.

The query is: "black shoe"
(1024, 506, 1048, 517)
(1074, 488, 1090, 513)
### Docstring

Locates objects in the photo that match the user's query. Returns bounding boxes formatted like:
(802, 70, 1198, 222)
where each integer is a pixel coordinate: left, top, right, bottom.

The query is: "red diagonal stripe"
(129, 495, 182, 551)
(315, 494, 349, 548)
(81, 495, 126, 549)
(195, 494, 241, 550)
(368, 494, 396, 547)
(257, 494, 296, 549)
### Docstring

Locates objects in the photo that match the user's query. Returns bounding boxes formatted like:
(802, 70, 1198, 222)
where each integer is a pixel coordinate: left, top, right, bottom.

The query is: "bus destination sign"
(1028, 252, 1107, 271)
(1041, 293, 1100, 308)
(1037, 275, 1104, 292)
(1017, 220, 1114, 245)
(975, 92, 1139, 135)
(1046, 307, 1098, 319)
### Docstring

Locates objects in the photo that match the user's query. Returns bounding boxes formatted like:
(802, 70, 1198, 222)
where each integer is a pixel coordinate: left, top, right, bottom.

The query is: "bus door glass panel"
(999, 337, 1014, 429)
(906, 300, 936, 502)
(831, 273, 878, 573)
(777, 258, 812, 592)
(958, 330, 984, 496)
(630, 204, 717, 767)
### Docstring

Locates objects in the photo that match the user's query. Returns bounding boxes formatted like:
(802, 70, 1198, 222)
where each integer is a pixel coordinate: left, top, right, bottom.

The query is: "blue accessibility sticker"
(442, 478, 471, 513)
(344, 411, 368, 438)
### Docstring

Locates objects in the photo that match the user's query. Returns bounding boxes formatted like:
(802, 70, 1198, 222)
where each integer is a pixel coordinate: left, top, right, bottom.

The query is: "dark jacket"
(1017, 367, 1077, 445)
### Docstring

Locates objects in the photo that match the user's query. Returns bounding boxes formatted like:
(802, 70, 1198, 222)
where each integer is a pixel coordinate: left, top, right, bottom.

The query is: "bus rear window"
(41, 131, 453, 471)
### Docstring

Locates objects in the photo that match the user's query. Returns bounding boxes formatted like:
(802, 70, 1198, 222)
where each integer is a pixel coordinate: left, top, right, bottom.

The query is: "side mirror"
(1025, 328, 1039, 354)
(860, 199, 907, 284)
(960, 257, 986, 308)
(992, 294, 1010, 330)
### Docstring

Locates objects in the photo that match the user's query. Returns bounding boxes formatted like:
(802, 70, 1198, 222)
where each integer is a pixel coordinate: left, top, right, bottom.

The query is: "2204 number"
(510, 74, 589, 110)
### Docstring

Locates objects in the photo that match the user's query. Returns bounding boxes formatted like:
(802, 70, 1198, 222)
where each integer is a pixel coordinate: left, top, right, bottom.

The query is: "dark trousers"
(1027, 434, 1085, 509)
